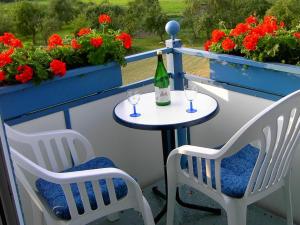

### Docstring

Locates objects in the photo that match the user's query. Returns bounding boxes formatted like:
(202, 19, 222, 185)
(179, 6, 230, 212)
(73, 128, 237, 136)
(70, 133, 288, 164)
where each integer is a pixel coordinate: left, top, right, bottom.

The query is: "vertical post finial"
(165, 20, 180, 40)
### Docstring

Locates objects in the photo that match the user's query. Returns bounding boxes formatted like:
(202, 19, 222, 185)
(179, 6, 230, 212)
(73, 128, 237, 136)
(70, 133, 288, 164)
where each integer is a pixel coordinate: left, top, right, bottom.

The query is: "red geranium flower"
(204, 40, 212, 51)
(222, 38, 235, 51)
(0, 33, 15, 45)
(230, 23, 249, 36)
(48, 34, 63, 49)
(4, 48, 14, 56)
(211, 29, 226, 43)
(250, 25, 266, 37)
(0, 71, 6, 81)
(243, 34, 259, 51)
(9, 38, 23, 48)
(0, 51, 12, 67)
(262, 22, 278, 34)
(98, 14, 111, 24)
(0, 33, 23, 48)
(50, 59, 66, 77)
(293, 32, 300, 39)
(71, 39, 81, 49)
(90, 37, 103, 48)
(280, 21, 285, 28)
(15, 65, 33, 83)
(263, 15, 277, 24)
(116, 32, 132, 49)
(256, 16, 279, 35)
(78, 28, 92, 36)
(245, 15, 258, 25)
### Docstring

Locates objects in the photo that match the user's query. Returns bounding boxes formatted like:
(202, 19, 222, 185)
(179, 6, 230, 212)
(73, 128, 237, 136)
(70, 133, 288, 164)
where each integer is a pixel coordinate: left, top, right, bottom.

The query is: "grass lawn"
(122, 55, 209, 85)
(81, 0, 185, 15)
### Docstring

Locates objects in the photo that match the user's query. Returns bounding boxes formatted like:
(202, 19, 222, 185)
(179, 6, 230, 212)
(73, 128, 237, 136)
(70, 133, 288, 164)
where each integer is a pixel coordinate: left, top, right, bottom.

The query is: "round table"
(114, 91, 218, 130)
(113, 90, 220, 222)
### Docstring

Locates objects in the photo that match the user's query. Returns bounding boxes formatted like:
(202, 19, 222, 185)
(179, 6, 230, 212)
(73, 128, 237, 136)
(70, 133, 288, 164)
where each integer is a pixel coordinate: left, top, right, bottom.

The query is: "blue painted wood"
(63, 110, 71, 129)
(0, 47, 173, 124)
(210, 59, 300, 96)
(6, 78, 154, 125)
(0, 62, 122, 121)
(175, 47, 300, 97)
(166, 39, 184, 90)
(125, 48, 172, 63)
(166, 39, 186, 146)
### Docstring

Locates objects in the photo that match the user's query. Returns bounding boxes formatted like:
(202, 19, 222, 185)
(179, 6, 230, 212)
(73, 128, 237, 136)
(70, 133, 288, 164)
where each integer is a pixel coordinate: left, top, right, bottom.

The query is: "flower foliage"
(0, 14, 132, 85)
(204, 15, 300, 66)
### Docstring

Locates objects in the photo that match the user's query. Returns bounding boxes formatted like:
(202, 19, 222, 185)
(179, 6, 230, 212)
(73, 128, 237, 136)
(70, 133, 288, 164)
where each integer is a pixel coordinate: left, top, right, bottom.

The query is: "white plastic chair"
(167, 90, 300, 225)
(5, 124, 155, 225)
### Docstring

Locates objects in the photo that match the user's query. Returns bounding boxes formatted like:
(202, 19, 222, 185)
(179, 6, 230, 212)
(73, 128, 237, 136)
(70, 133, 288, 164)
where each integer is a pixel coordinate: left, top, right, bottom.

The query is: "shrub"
(15, 2, 45, 44)
(267, 0, 300, 29)
(69, 13, 91, 35)
(48, 0, 76, 24)
(0, 9, 15, 35)
(85, 2, 126, 31)
(40, 16, 62, 45)
(183, 0, 270, 39)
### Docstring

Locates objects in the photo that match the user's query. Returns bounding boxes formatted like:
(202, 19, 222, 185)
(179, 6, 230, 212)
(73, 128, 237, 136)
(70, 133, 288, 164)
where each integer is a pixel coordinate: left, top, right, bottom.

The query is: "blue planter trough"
(0, 62, 122, 120)
(210, 55, 300, 97)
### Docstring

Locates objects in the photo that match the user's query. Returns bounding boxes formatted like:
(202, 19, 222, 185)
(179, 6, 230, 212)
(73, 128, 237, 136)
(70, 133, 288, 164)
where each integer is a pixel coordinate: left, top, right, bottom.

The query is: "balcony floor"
(89, 180, 287, 225)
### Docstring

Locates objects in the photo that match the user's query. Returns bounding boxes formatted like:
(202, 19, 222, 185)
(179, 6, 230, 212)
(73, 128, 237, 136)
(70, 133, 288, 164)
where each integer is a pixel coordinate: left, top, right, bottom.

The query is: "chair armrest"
(48, 168, 137, 185)
(169, 145, 222, 160)
(167, 145, 224, 192)
(13, 148, 138, 186)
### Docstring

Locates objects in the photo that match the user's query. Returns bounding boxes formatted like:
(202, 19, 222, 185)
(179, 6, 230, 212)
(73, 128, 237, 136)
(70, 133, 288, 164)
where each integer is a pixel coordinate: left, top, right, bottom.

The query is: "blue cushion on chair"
(181, 144, 259, 198)
(36, 157, 128, 220)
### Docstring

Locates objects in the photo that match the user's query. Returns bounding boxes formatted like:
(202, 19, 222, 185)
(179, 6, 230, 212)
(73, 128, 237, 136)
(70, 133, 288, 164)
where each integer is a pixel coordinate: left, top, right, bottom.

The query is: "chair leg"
(141, 197, 155, 225)
(284, 173, 293, 225)
(226, 200, 247, 225)
(166, 175, 177, 225)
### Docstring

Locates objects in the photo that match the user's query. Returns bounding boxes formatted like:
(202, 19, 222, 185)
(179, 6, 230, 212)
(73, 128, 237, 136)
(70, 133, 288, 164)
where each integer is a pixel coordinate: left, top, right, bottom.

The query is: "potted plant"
(0, 14, 132, 120)
(204, 15, 300, 96)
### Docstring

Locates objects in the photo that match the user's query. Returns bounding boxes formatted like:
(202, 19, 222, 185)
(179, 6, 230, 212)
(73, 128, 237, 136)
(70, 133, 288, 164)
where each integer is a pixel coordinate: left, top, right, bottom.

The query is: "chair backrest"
(221, 90, 300, 197)
(4, 125, 97, 222)
(5, 125, 95, 172)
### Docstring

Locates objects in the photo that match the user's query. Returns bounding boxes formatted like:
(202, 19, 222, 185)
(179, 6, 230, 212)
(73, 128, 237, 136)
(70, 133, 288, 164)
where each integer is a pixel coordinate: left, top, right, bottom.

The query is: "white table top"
(113, 90, 218, 130)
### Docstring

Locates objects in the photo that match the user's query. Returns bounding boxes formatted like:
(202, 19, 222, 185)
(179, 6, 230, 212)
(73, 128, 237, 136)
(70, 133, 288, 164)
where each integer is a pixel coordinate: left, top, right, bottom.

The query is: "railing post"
(165, 21, 187, 146)
(165, 20, 184, 90)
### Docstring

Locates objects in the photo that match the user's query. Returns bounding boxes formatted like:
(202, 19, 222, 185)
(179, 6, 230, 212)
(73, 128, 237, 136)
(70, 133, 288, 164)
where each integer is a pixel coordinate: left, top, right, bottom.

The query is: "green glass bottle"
(154, 50, 171, 106)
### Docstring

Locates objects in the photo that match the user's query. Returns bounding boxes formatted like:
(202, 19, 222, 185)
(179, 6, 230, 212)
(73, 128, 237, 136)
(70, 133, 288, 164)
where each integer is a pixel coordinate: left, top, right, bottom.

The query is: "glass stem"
(133, 105, 137, 114)
(190, 100, 193, 110)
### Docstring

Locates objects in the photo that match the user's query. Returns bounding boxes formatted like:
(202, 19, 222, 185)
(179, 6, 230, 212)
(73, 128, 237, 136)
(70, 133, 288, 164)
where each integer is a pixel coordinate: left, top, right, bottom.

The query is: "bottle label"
(155, 86, 170, 103)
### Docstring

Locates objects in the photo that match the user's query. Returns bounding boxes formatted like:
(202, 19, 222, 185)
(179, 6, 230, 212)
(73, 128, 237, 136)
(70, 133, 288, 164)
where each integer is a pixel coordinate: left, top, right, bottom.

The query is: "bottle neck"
(157, 54, 163, 63)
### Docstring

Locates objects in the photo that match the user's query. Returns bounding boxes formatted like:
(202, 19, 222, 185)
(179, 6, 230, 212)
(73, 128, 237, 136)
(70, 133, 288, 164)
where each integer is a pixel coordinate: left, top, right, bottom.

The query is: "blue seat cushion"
(36, 157, 128, 220)
(181, 144, 259, 198)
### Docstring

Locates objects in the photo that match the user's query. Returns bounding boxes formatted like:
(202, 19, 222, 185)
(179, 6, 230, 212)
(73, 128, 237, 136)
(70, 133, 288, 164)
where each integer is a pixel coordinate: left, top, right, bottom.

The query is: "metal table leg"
(153, 129, 174, 223)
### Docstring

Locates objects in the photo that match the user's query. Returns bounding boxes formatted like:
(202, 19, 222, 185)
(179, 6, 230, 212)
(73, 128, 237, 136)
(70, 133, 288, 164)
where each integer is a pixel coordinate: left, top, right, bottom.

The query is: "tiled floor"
(90, 180, 287, 225)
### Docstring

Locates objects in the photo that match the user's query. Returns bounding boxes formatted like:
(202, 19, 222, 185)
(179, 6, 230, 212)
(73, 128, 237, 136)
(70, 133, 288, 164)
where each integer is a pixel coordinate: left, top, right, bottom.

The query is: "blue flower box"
(0, 62, 122, 120)
(210, 55, 300, 97)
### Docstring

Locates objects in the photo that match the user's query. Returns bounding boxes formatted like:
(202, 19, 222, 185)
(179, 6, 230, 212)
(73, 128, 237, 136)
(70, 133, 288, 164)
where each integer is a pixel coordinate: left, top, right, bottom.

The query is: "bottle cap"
(157, 50, 162, 55)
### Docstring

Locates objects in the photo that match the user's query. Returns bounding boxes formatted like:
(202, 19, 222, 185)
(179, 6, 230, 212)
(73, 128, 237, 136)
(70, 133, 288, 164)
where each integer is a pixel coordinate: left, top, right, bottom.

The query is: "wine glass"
(127, 89, 141, 117)
(184, 83, 198, 113)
